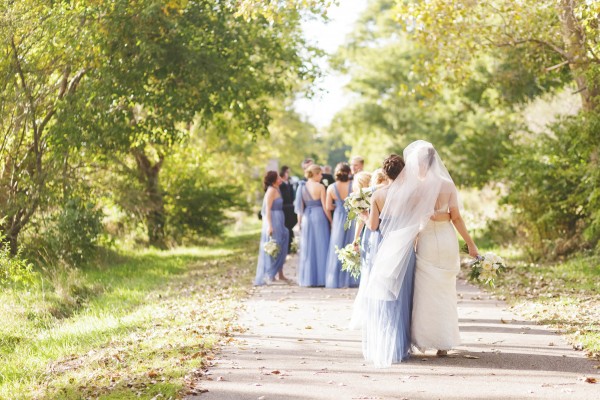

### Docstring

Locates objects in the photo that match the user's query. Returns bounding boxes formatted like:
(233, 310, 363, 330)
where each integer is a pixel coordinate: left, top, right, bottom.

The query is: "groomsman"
(350, 156, 364, 178)
(279, 166, 297, 252)
(321, 165, 334, 187)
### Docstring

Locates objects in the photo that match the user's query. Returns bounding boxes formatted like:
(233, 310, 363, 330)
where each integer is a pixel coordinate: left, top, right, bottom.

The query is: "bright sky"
(294, 0, 368, 129)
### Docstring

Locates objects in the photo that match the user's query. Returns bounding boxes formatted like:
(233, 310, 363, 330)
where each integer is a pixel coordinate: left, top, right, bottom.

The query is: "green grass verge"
(462, 250, 600, 359)
(0, 227, 259, 399)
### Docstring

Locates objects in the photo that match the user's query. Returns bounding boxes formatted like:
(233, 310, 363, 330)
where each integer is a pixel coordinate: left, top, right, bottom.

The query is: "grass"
(0, 224, 259, 399)
(462, 248, 600, 359)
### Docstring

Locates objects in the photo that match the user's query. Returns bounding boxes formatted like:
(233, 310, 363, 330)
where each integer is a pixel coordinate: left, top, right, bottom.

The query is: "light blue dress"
(254, 193, 289, 285)
(362, 220, 416, 367)
(295, 183, 330, 287)
(325, 182, 359, 288)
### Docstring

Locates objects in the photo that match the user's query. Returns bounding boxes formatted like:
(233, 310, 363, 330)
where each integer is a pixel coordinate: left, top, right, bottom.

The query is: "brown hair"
(382, 154, 405, 180)
(305, 164, 322, 179)
(334, 162, 351, 182)
(263, 170, 278, 191)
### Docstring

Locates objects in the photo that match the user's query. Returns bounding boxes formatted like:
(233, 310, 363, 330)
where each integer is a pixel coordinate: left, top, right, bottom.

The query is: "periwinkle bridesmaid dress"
(254, 192, 289, 285)
(325, 181, 359, 288)
(294, 183, 330, 287)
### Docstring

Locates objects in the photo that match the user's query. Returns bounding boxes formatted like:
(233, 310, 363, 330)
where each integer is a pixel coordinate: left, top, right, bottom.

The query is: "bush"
(0, 231, 35, 286)
(503, 112, 600, 259)
(32, 197, 104, 267)
(164, 174, 248, 243)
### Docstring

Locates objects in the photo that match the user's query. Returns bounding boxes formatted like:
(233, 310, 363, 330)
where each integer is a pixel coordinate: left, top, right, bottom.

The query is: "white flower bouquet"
(263, 236, 280, 258)
(335, 242, 361, 279)
(343, 188, 372, 230)
(468, 252, 506, 287)
(290, 236, 300, 254)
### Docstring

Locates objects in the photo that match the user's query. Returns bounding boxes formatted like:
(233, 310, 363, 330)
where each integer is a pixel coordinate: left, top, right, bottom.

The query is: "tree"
(65, 0, 320, 247)
(329, 0, 518, 185)
(394, 0, 599, 112)
(0, 1, 90, 254)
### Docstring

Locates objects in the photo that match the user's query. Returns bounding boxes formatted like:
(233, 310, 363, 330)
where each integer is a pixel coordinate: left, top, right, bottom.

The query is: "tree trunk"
(1, 216, 22, 257)
(133, 148, 167, 248)
(559, 0, 599, 112)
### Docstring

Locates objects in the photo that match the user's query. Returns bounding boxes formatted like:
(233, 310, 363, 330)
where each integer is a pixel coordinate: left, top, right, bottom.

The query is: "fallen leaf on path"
(271, 370, 281, 375)
(500, 318, 508, 324)
(305, 325, 313, 329)
(148, 370, 159, 378)
(463, 355, 480, 359)
(584, 377, 597, 384)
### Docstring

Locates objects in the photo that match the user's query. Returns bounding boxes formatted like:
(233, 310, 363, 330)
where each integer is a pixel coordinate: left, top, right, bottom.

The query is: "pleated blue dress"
(325, 182, 359, 288)
(362, 221, 416, 367)
(295, 183, 330, 287)
(254, 194, 289, 285)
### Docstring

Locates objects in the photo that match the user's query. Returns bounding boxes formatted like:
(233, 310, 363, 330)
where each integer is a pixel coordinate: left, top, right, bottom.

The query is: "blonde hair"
(305, 164, 322, 179)
(353, 171, 372, 192)
(370, 168, 387, 186)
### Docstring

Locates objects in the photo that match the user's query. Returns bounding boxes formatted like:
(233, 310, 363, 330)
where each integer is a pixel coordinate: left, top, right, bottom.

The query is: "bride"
(359, 140, 478, 367)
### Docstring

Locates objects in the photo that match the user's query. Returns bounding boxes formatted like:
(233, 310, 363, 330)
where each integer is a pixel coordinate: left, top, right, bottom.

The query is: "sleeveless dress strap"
(348, 180, 353, 198)
(333, 183, 341, 202)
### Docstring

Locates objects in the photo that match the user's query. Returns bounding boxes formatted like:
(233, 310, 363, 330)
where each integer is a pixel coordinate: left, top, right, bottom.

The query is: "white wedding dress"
(411, 218, 461, 351)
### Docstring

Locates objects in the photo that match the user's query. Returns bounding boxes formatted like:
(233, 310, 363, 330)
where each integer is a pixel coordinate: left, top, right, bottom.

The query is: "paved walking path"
(193, 255, 599, 400)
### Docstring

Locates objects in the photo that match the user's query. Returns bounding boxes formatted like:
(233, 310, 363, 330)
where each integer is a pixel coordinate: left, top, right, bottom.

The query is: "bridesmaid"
(325, 162, 359, 288)
(294, 164, 331, 286)
(363, 168, 389, 272)
(350, 171, 373, 274)
(363, 154, 414, 367)
(254, 171, 289, 285)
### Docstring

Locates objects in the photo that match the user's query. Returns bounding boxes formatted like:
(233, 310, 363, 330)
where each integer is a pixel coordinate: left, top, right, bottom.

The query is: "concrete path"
(192, 255, 599, 400)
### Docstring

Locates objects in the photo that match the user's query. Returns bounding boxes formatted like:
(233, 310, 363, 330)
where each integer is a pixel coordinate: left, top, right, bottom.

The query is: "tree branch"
(488, 37, 571, 61)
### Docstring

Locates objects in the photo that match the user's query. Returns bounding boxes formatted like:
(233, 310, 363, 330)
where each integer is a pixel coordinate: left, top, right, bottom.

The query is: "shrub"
(0, 230, 35, 286)
(503, 112, 600, 259)
(32, 197, 104, 268)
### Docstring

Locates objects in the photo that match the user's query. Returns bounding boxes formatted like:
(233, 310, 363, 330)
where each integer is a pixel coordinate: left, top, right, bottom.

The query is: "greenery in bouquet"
(290, 236, 300, 254)
(263, 237, 281, 258)
(468, 252, 506, 287)
(344, 189, 372, 230)
(335, 242, 361, 279)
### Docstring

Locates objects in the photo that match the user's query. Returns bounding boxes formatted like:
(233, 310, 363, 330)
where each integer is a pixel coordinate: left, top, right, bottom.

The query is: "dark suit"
(321, 173, 334, 187)
(280, 180, 297, 251)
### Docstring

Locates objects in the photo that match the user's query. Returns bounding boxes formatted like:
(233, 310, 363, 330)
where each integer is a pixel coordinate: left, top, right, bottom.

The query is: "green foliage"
(329, 0, 517, 185)
(30, 198, 104, 268)
(162, 150, 248, 242)
(503, 112, 600, 258)
(0, 231, 34, 286)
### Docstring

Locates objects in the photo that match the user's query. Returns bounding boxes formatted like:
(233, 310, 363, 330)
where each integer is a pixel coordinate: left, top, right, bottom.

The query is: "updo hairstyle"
(353, 171, 372, 192)
(382, 154, 405, 180)
(305, 164, 322, 179)
(263, 170, 278, 192)
(334, 162, 351, 182)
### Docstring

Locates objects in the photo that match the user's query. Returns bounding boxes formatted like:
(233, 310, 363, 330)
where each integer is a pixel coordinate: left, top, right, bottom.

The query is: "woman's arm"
(325, 185, 335, 211)
(321, 186, 332, 224)
(450, 206, 478, 257)
(265, 188, 276, 236)
(366, 191, 382, 231)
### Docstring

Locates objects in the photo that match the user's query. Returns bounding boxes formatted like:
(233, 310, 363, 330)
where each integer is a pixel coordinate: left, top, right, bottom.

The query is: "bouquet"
(290, 236, 300, 254)
(263, 237, 280, 258)
(335, 242, 361, 279)
(344, 188, 372, 230)
(468, 252, 506, 287)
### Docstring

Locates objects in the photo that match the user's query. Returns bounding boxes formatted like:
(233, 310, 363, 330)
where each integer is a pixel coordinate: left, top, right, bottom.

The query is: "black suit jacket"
(280, 181, 298, 229)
